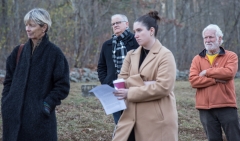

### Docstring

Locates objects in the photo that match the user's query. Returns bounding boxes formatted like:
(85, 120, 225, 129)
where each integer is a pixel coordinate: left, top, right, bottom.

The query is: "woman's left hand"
(113, 89, 128, 100)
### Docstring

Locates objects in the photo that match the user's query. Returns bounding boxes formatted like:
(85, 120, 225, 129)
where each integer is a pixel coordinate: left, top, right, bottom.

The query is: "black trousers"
(199, 107, 240, 141)
(128, 128, 135, 141)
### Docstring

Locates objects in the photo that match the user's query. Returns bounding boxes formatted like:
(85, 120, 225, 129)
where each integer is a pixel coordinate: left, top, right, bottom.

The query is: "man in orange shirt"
(189, 24, 240, 141)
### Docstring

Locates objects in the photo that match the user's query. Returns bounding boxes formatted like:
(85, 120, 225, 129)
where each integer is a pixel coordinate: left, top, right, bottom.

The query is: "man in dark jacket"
(1, 8, 70, 141)
(97, 14, 139, 125)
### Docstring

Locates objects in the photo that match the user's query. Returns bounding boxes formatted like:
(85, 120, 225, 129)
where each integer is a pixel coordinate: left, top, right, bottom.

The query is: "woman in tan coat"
(113, 11, 178, 141)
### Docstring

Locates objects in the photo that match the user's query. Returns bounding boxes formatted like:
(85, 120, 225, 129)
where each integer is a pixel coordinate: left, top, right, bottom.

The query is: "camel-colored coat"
(112, 40, 178, 141)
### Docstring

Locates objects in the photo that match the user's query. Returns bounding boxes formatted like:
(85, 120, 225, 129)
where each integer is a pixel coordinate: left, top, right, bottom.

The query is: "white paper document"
(89, 84, 126, 115)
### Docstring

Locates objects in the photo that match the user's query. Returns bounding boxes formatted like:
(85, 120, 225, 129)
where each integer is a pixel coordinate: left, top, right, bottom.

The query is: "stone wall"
(1, 68, 240, 84)
(69, 68, 99, 82)
(67, 68, 240, 82)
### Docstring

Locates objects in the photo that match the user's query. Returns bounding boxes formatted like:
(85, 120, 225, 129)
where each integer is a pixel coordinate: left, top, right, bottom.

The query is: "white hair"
(24, 8, 52, 32)
(111, 14, 128, 22)
(202, 24, 224, 45)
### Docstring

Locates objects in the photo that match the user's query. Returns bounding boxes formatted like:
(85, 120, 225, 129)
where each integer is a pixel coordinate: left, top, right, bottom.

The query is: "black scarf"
(112, 28, 131, 74)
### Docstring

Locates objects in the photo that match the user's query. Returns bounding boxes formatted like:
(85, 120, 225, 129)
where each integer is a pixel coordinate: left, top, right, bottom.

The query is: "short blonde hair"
(24, 8, 52, 32)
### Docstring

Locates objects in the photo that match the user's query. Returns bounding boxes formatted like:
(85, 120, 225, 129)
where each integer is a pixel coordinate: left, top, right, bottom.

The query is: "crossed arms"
(189, 53, 238, 88)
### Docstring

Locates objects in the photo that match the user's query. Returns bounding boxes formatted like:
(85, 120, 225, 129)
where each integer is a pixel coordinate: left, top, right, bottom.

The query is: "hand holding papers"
(89, 84, 126, 115)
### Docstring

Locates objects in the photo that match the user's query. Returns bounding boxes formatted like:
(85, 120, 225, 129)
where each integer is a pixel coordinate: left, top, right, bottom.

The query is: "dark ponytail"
(135, 10, 161, 36)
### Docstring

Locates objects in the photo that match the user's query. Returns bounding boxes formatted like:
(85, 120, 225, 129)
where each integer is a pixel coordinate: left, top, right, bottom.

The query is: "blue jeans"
(113, 110, 123, 124)
(199, 107, 240, 141)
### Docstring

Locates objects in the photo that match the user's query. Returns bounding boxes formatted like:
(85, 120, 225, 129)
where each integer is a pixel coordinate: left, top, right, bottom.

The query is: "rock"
(70, 76, 79, 83)
(69, 67, 99, 83)
(0, 75, 4, 84)
(176, 70, 189, 81)
(81, 84, 97, 97)
(0, 69, 6, 84)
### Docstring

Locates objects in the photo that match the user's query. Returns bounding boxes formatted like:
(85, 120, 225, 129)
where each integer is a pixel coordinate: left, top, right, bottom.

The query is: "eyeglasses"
(111, 21, 126, 26)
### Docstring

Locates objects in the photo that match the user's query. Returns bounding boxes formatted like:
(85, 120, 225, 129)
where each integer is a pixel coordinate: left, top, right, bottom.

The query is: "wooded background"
(0, 0, 240, 70)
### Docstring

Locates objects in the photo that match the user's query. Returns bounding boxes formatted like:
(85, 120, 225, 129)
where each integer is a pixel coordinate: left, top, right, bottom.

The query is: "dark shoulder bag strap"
(16, 44, 24, 65)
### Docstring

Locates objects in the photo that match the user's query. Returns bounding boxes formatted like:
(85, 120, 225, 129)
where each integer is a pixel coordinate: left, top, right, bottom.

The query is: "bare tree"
(1, 0, 240, 70)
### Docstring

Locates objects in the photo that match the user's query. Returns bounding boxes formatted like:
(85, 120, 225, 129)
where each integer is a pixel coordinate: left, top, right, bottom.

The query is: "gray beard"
(205, 41, 219, 52)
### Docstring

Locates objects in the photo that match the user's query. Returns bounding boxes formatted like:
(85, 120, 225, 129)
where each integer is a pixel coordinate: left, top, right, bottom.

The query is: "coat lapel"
(130, 47, 141, 74)
(23, 40, 31, 65)
(18, 40, 32, 73)
(139, 39, 162, 72)
(31, 34, 49, 61)
(16, 34, 50, 79)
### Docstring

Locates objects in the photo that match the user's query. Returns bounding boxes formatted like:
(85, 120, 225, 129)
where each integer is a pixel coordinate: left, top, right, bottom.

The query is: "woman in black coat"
(1, 8, 70, 141)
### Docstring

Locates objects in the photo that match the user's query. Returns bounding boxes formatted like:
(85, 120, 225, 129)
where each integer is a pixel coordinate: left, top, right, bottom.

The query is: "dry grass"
(0, 79, 240, 141)
(174, 81, 206, 141)
(56, 82, 114, 141)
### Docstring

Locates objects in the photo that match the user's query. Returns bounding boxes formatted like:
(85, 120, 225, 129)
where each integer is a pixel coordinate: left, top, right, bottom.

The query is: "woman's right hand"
(113, 89, 129, 100)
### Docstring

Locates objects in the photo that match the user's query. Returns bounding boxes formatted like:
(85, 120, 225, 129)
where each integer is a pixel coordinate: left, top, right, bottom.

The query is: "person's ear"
(42, 24, 48, 33)
(218, 36, 222, 44)
(150, 27, 155, 36)
(125, 22, 129, 28)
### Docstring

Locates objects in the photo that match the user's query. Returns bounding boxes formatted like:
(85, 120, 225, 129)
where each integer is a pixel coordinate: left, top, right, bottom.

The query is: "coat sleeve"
(189, 56, 216, 88)
(97, 43, 107, 84)
(44, 52, 70, 111)
(2, 46, 19, 99)
(205, 52, 238, 80)
(127, 51, 176, 102)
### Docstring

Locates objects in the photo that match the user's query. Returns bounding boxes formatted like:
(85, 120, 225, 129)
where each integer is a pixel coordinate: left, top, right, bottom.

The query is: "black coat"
(1, 34, 70, 141)
(97, 32, 139, 87)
